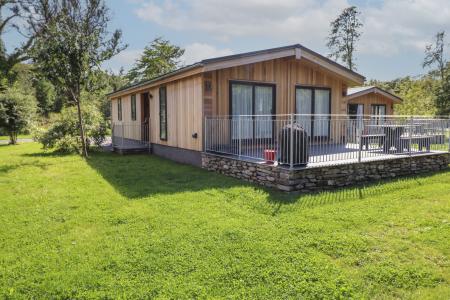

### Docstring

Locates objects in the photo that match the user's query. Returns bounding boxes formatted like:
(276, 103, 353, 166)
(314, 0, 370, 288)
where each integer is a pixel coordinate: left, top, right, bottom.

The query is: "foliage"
(367, 76, 438, 115)
(327, 6, 363, 71)
(434, 73, 450, 115)
(0, 86, 36, 144)
(35, 104, 107, 153)
(126, 37, 185, 83)
(423, 31, 448, 82)
(30, 0, 126, 156)
(83, 69, 127, 119)
(0, 143, 449, 298)
(33, 76, 56, 117)
(0, 0, 37, 90)
(422, 31, 450, 115)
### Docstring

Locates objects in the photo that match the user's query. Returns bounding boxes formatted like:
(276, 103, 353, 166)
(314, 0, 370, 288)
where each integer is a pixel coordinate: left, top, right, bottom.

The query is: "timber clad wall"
(206, 57, 348, 116)
(111, 56, 368, 152)
(150, 74, 203, 151)
(111, 94, 142, 140)
(347, 93, 394, 115)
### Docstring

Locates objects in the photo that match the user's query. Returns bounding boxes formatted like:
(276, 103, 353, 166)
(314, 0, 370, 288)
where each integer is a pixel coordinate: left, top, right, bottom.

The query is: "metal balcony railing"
(112, 122, 151, 151)
(204, 114, 450, 168)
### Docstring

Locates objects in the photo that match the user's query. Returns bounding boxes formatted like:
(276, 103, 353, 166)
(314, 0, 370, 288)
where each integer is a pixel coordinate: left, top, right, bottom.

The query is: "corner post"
(290, 114, 294, 169)
(358, 126, 362, 163)
(447, 126, 450, 153)
(238, 116, 242, 157)
(409, 116, 413, 156)
(121, 124, 124, 149)
(111, 124, 115, 147)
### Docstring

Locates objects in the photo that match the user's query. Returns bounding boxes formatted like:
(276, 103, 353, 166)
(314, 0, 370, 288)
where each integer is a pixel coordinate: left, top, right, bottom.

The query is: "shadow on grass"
(84, 150, 450, 212)
(267, 168, 449, 214)
(0, 160, 52, 174)
(85, 151, 248, 198)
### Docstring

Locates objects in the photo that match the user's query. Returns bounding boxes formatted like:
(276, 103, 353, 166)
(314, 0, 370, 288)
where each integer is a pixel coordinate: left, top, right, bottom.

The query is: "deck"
(206, 143, 449, 168)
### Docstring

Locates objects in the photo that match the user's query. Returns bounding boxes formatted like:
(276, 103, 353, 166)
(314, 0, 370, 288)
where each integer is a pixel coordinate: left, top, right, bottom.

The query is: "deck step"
(113, 146, 151, 155)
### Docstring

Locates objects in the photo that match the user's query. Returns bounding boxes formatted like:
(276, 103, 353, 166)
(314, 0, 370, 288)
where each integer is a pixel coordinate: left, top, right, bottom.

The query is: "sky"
(5, 0, 450, 81)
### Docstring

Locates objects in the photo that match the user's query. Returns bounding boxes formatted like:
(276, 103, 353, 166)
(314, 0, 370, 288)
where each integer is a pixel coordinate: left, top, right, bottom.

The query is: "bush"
(0, 88, 36, 144)
(35, 104, 108, 153)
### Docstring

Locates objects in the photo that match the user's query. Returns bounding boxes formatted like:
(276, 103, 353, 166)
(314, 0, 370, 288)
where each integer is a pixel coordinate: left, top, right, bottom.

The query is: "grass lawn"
(0, 143, 449, 299)
(0, 134, 32, 141)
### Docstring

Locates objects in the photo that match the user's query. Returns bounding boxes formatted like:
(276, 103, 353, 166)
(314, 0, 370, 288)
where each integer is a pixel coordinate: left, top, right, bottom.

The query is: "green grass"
(0, 143, 449, 299)
(0, 134, 32, 141)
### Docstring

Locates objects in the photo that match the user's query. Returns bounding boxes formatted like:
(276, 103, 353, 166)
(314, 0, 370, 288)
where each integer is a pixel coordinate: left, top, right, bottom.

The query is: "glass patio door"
(254, 86, 273, 139)
(296, 87, 331, 138)
(314, 89, 331, 138)
(231, 84, 253, 139)
(231, 82, 274, 140)
(371, 104, 386, 125)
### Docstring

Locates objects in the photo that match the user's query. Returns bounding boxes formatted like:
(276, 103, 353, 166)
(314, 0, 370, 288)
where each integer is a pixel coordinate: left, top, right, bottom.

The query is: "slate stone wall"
(201, 153, 449, 192)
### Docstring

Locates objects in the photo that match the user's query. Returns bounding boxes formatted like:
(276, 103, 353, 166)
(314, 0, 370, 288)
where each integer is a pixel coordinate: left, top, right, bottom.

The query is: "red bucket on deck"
(263, 149, 276, 163)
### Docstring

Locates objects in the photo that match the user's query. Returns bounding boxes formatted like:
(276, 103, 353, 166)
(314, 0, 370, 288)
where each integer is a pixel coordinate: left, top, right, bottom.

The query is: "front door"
(141, 93, 150, 142)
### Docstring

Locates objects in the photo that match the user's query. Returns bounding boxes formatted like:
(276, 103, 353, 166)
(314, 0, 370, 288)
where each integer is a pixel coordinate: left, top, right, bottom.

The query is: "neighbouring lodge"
(108, 44, 449, 192)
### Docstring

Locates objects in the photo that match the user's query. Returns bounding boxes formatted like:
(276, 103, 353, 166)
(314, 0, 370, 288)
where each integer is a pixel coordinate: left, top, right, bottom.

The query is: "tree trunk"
(9, 131, 17, 145)
(75, 99, 88, 157)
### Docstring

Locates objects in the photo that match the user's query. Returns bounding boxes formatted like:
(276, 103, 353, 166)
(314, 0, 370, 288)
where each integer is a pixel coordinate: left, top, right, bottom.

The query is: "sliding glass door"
(371, 104, 386, 125)
(295, 87, 331, 138)
(231, 82, 275, 140)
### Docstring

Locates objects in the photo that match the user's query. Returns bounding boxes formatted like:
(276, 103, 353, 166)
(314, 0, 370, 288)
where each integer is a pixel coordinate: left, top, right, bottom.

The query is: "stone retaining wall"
(201, 153, 449, 192)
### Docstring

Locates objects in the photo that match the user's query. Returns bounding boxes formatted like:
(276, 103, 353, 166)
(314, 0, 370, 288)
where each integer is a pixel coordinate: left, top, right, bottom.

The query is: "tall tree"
(422, 31, 450, 115)
(0, 0, 37, 89)
(326, 6, 363, 71)
(30, 0, 125, 157)
(126, 37, 184, 83)
(423, 31, 447, 82)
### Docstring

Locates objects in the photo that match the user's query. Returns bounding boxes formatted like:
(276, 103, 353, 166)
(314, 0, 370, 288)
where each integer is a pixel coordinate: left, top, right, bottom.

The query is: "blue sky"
(5, 0, 450, 81)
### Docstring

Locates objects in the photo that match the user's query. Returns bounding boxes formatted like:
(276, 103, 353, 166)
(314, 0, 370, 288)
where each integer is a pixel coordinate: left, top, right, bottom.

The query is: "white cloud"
(360, 0, 450, 56)
(103, 49, 142, 73)
(134, 0, 348, 47)
(133, 0, 450, 57)
(103, 43, 233, 73)
(181, 43, 233, 64)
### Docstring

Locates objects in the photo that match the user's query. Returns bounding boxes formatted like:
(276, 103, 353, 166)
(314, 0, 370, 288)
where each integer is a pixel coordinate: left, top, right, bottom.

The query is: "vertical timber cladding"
(214, 57, 348, 116)
(110, 94, 142, 140)
(150, 74, 203, 151)
(212, 57, 349, 143)
(347, 93, 395, 115)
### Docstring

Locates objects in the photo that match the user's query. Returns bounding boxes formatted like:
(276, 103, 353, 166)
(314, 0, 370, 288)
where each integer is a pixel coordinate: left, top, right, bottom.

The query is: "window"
(159, 87, 167, 140)
(295, 87, 331, 138)
(371, 104, 386, 125)
(131, 94, 136, 121)
(117, 97, 122, 121)
(230, 82, 275, 140)
(371, 104, 386, 116)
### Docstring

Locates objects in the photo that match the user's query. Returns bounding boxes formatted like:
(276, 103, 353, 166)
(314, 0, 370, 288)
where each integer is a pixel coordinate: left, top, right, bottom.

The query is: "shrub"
(35, 104, 108, 153)
(0, 88, 36, 144)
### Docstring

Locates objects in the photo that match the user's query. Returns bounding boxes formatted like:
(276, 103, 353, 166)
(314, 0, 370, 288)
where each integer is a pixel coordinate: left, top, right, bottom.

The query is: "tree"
(326, 6, 363, 71)
(126, 37, 184, 83)
(35, 103, 107, 153)
(423, 31, 447, 82)
(435, 75, 450, 115)
(0, 0, 39, 90)
(33, 75, 56, 117)
(0, 87, 35, 144)
(30, 0, 125, 157)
